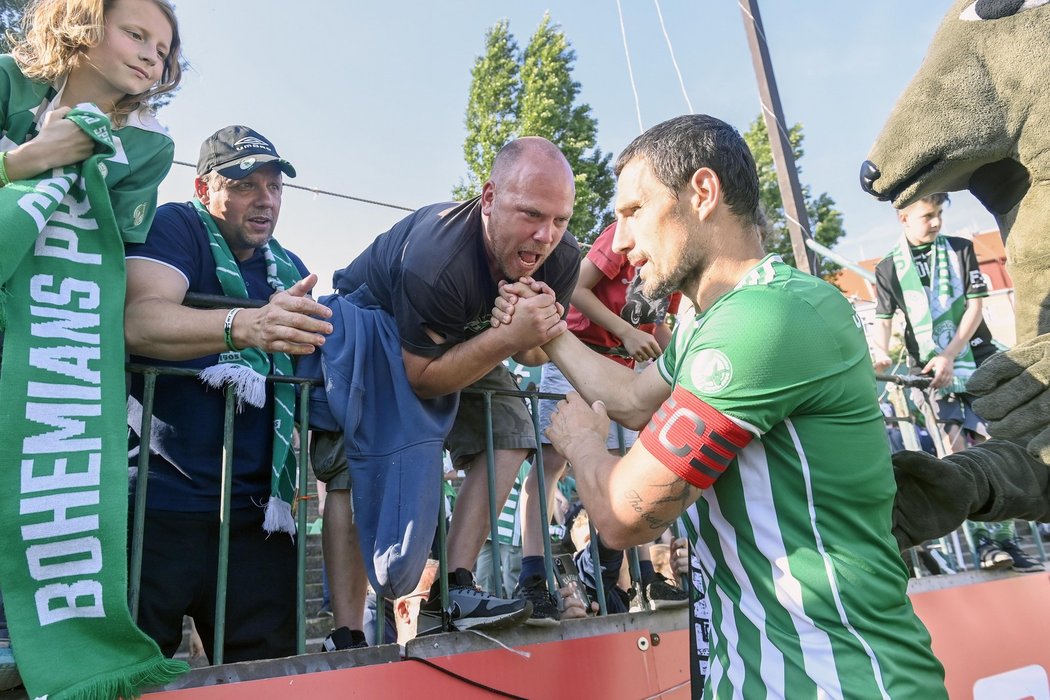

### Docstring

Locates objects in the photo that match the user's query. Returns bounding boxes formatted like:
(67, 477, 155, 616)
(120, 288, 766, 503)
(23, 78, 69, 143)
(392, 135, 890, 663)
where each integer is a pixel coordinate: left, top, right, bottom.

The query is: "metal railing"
(125, 340, 1041, 664)
(126, 363, 317, 663)
(125, 360, 652, 662)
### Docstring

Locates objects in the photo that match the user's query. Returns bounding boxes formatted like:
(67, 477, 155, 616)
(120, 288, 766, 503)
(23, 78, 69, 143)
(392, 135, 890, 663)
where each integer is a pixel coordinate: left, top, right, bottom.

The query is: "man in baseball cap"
(196, 124, 297, 179)
(124, 125, 330, 662)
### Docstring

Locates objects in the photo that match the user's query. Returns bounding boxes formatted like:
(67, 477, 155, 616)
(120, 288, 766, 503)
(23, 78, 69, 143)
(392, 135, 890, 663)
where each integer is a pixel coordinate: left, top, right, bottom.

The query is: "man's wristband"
(224, 307, 243, 352)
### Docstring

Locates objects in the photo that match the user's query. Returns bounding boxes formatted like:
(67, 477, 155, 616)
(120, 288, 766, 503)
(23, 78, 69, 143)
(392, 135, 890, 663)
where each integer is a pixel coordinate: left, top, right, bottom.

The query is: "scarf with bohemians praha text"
(891, 233, 977, 397)
(0, 106, 187, 700)
(191, 198, 299, 536)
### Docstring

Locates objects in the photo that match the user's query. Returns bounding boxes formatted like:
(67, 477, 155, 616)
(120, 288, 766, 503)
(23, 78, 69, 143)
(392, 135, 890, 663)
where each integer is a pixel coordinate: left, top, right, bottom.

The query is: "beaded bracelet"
(0, 151, 11, 187)
(224, 307, 243, 352)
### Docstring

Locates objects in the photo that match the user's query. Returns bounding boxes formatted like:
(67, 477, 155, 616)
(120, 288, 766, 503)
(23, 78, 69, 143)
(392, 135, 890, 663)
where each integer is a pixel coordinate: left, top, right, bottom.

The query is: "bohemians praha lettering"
(17, 176, 108, 626)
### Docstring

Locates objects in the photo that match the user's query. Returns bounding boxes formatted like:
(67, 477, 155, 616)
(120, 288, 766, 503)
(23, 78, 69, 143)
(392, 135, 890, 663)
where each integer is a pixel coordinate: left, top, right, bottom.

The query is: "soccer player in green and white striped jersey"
(499, 114, 947, 698)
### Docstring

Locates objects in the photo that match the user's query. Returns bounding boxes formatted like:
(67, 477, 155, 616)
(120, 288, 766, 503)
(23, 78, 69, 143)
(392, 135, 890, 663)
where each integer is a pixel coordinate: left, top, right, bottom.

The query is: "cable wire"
(615, 0, 645, 133)
(172, 160, 416, 213)
(652, 0, 693, 113)
(403, 656, 529, 699)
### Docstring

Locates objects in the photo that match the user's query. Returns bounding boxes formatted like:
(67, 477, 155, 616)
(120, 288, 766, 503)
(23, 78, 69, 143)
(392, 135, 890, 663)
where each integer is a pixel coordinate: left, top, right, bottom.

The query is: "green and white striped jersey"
(653, 256, 946, 699)
(493, 462, 531, 547)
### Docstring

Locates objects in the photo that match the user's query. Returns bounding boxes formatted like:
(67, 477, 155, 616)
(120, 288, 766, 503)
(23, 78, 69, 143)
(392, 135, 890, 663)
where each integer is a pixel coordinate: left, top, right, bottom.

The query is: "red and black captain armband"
(639, 386, 753, 489)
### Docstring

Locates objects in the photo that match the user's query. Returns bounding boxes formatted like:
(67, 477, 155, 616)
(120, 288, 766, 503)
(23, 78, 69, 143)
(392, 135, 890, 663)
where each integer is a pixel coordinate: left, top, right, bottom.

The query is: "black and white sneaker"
(322, 626, 367, 651)
(514, 575, 560, 627)
(644, 575, 690, 610)
(975, 535, 1013, 571)
(418, 568, 532, 632)
(999, 539, 1045, 573)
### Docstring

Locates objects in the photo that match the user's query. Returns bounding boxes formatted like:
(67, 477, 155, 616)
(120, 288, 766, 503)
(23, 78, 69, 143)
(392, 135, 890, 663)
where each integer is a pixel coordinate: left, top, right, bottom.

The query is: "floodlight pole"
(739, 0, 817, 275)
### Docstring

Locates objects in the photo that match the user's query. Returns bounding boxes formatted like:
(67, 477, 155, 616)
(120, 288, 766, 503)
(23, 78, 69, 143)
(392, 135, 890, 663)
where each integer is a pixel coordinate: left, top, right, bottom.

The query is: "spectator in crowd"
(0, 0, 183, 694)
(501, 114, 948, 697)
(124, 126, 332, 661)
(317, 136, 580, 635)
(509, 221, 688, 623)
(872, 194, 1041, 573)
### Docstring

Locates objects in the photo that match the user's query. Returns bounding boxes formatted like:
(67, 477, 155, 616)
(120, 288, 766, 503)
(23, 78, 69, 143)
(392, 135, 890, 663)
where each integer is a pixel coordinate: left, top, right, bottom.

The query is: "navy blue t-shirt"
(332, 198, 581, 358)
(125, 202, 309, 512)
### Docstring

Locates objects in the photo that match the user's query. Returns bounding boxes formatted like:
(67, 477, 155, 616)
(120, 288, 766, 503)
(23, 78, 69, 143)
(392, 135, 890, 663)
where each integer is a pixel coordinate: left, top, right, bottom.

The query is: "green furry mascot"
(862, 0, 1050, 547)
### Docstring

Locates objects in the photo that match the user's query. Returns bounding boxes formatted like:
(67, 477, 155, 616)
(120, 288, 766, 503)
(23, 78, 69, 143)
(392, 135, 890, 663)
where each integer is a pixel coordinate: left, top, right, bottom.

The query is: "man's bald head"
(490, 137, 574, 189)
(480, 136, 576, 282)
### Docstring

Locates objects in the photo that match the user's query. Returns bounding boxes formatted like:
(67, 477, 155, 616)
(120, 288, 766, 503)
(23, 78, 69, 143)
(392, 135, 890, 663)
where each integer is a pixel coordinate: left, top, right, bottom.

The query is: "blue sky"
(156, 1, 996, 293)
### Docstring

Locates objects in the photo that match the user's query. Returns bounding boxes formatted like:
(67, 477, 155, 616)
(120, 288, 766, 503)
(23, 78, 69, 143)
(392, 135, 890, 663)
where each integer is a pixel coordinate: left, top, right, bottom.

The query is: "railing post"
(437, 486, 450, 631)
(529, 395, 558, 598)
(1030, 521, 1047, 562)
(588, 519, 608, 617)
(128, 370, 158, 620)
(213, 386, 237, 665)
(296, 380, 311, 655)
(482, 392, 505, 595)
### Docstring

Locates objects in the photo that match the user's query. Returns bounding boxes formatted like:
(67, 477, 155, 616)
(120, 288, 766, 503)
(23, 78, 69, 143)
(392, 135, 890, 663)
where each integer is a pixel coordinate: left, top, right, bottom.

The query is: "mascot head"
(861, 0, 1050, 341)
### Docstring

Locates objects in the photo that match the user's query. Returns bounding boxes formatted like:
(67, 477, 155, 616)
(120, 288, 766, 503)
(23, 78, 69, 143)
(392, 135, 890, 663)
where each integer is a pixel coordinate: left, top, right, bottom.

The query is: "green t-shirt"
(651, 256, 946, 698)
(0, 55, 174, 244)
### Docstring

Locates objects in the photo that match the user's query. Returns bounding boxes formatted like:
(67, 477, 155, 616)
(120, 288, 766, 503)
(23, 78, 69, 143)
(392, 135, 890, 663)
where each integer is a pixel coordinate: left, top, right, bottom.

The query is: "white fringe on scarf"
(199, 364, 297, 537)
(263, 497, 296, 537)
(198, 364, 267, 410)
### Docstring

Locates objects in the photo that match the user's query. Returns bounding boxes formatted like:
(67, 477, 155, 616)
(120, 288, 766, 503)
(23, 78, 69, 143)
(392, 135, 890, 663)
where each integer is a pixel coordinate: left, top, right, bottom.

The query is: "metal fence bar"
(587, 519, 608, 616)
(1030, 521, 1047, 562)
(437, 485, 450, 631)
(295, 381, 312, 655)
(128, 370, 157, 620)
(482, 392, 505, 596)
(615, 424, 651, 612)
(529, 395, 558, 597)
(213, 387, 237, 665)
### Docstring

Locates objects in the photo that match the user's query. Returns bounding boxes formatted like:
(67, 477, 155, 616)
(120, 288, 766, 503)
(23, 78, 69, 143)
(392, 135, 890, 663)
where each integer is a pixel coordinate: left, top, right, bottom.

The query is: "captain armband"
(639, 386, 753, 489)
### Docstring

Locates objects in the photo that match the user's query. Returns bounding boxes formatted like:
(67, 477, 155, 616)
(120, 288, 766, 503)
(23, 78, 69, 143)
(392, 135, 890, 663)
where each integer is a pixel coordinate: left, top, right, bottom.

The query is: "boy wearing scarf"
(873, 193, 1041, 573)
(123, 126, 333, 661)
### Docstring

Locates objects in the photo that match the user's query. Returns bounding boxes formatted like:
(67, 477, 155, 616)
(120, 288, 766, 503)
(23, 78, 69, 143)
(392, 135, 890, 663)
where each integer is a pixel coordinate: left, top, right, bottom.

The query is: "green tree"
(453, 20, 520, 201)
(0, 0, 29, 53)
(457, 13, 615, 245)
(743, 115, 845, 278)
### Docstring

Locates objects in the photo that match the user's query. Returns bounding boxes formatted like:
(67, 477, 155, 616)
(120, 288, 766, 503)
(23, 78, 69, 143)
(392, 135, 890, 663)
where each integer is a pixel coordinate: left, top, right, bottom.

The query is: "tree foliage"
(456, 13, 615, 245)
(743, 115, 845, 278)
(453, 20, 520, 201)
(0, 0, 29, 53)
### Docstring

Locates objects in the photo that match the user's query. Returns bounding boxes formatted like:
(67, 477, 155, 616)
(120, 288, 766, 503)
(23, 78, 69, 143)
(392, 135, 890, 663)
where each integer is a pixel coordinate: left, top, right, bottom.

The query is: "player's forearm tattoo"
(624, 477, 694, 531)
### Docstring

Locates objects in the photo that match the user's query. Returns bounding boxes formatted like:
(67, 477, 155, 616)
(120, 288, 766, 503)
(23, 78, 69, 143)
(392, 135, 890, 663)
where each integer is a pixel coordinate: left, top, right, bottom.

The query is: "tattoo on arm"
(624, 477, 696, 531)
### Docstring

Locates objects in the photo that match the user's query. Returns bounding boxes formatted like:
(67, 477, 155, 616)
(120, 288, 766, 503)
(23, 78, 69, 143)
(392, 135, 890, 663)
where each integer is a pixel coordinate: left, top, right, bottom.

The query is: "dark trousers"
(134, 508, 297, 663)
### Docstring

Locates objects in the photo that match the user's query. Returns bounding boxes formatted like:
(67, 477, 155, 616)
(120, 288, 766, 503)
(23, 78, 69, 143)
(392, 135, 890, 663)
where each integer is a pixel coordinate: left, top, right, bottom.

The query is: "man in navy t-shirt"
(320, 137, 581, 634)
(124, 126, 333, 662)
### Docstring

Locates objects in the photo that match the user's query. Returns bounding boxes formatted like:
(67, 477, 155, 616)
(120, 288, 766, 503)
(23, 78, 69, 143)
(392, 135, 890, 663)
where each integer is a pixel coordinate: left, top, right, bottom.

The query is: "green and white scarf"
(0, 107, 187, 699)
(191, 199, 299, 536)
(892, 233, 977, 396)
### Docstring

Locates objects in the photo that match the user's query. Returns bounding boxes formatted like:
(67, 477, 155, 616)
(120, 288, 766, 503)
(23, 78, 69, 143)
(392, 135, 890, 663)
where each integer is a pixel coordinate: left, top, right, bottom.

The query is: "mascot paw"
(1029, 429, 1050, 466)
(891, 449, 974, 550)
(969, 336, 1050, 448)
(968, 333, 1050, 400)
